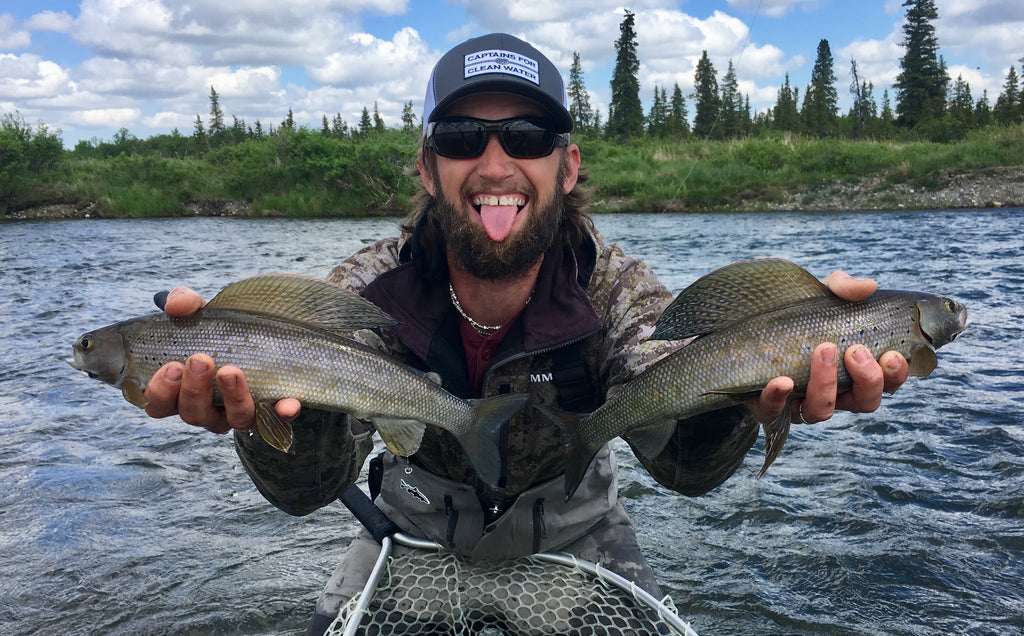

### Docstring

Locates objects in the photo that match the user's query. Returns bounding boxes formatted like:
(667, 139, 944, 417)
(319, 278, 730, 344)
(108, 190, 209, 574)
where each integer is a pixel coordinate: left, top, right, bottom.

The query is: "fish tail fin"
(534, 404, 599, 502)
(758, 400, 792, 478)
(461, 393, 529, 486)
(255, 400, 295, 454)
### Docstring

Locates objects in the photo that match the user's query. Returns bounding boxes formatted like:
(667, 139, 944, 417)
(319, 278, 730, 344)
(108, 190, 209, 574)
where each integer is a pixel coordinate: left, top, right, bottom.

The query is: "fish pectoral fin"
(907, 346, 938, 377)
(626, 420, 676, 458)
(758, 402, 793, 478)
(373, 418, 425, 457)
(255, 400, 295, 454)
(121, 379, 149, 409)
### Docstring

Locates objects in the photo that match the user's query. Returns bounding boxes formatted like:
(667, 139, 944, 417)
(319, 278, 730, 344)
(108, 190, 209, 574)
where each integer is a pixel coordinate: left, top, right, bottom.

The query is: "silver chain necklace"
(449, 283, 532, 335)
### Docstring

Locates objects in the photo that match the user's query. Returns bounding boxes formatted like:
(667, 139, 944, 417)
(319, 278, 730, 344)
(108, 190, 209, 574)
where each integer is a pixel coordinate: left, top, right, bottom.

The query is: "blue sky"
(2, 1, 1020, 146)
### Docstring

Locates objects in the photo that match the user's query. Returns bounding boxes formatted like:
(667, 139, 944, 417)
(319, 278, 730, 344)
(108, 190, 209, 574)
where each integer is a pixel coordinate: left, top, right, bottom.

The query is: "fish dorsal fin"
(651, 258, 831, 340)
(206, 274, 397, 331)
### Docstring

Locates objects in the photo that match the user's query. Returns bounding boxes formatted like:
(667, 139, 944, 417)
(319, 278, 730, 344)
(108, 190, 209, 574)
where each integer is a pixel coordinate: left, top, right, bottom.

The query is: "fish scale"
(119, 310, 469, 426)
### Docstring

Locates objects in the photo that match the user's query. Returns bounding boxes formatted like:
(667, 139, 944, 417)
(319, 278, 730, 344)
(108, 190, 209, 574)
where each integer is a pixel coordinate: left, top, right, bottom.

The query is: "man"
(144, 33, 908, 632)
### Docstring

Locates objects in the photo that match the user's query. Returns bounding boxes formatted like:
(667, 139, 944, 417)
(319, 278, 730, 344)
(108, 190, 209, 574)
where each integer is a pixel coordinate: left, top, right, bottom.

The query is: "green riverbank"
(4, 125, 1023, 220)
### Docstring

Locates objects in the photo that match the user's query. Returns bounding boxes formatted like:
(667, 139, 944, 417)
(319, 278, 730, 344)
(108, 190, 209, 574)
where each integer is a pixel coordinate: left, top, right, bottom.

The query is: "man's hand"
(143, 287, 301, 434)
(751, 271, 910, 424)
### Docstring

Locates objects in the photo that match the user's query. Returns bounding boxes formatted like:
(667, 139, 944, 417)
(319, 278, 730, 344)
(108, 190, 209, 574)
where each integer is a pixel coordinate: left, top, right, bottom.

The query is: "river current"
(1, 209, 1021, 635)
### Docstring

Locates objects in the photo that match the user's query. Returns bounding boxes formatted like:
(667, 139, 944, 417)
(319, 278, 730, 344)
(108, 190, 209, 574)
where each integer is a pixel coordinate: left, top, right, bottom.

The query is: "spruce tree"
(401, 101, 417, 134)
(894, 0, 946, 129)
(947, 74, 974, 130)
(718, 60, 742, 138)
(692, 50, 721, 139)
(803, 39, 838, 137)
(773, 73, 799, 133)
(849, 59, 876, 139)
(974, 90, 992, 128)
(606, 10, 643, 142)
(358, 107, 372, 138)
(668, 83, 689, 137)
(568, 51, 595, 134)
(993, 65, 1022, 125)
(208, 86, 225, 144)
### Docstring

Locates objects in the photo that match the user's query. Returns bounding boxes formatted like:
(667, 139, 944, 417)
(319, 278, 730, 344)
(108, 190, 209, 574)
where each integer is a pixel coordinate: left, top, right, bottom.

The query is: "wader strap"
(338, 484, 399, 544)
(550, 340, 596, 413)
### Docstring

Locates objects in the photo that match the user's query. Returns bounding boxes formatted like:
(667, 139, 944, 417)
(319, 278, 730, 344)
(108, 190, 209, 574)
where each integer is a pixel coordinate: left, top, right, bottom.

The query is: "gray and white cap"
(421, 33, 573, 134)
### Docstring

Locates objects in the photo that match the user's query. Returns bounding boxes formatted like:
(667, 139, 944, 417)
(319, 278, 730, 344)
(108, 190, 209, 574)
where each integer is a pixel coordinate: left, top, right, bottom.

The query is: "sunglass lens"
(500, 120, 554, 158)
(431, 121, 487, 158)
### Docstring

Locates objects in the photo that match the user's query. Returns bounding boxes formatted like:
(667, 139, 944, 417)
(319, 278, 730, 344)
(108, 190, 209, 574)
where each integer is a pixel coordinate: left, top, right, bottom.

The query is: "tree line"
(586, 2, 1023, 143)
(3, 0, 1023, 214)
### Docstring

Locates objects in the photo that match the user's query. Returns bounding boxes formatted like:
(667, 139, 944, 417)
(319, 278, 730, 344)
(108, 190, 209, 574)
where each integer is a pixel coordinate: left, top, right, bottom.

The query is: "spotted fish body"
(549, 259, 968, 500)
(70, 274, 526, 485)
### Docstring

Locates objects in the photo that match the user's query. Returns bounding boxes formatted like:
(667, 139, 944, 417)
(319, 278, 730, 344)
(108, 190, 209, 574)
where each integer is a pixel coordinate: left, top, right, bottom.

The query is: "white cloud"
(0, 53, 74, 99)
(26, 10, 75, 32)
(726, 0, 822, 19)
(308, 27, 429, 85)
(70, 107, 141, 127)
(0, 14, 32, 49)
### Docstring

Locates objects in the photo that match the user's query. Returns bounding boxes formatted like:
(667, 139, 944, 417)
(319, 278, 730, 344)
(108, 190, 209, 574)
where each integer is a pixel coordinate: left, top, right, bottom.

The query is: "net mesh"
(326, 547, 695, 636)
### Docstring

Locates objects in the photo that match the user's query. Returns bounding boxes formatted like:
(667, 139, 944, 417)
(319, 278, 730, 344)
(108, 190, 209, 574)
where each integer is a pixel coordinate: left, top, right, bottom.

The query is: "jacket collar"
(362, 214, 600, 364)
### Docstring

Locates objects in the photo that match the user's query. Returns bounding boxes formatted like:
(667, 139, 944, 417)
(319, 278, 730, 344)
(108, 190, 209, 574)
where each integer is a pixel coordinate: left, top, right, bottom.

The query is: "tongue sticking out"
(480, 205, 519, 242)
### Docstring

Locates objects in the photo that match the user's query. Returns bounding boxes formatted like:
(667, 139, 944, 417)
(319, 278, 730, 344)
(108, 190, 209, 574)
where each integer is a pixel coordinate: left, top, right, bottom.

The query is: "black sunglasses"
(426, 117, 570, 159)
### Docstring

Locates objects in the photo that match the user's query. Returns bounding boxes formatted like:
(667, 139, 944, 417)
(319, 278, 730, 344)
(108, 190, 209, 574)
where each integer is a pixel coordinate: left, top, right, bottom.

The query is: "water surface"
(1, 210, 1021, 634)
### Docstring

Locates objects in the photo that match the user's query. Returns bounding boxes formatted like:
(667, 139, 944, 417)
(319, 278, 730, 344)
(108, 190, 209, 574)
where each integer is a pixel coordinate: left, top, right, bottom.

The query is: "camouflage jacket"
(233, 223, 758, 517)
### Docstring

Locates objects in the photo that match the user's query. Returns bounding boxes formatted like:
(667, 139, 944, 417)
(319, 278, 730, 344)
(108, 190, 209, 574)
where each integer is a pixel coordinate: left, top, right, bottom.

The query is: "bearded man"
(143, 33, 909, 634)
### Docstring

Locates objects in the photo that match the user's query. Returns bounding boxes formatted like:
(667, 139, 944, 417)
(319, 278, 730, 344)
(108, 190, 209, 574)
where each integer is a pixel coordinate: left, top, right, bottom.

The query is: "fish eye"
(79, 336, 93, 351)
(943, 299, 957, 312)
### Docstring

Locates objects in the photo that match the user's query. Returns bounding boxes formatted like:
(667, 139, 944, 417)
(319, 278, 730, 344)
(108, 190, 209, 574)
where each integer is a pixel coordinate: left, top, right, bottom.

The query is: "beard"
(429, 159, 566, 281)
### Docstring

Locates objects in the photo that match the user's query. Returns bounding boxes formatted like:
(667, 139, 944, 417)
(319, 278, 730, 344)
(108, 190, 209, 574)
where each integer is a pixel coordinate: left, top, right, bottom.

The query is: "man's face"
(419, 93, 581, 281)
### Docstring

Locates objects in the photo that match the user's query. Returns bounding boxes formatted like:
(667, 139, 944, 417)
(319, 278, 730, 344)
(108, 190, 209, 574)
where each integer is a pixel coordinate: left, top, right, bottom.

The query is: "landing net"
(326, 532, 698, 636)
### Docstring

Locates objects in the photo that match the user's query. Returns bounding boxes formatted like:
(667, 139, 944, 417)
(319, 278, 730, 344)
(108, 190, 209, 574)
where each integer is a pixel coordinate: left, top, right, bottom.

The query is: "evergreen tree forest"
(3, 0, 1023, 217)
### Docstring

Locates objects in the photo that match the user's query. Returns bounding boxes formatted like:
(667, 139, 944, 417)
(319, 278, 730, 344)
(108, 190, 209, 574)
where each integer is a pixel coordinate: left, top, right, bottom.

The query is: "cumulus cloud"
(26, 10, 75, 32)
(726, 0, 822, 19)
(0, 53, 74, 99)
(0, 14, 32, 49)
(69, 107, 141, 127)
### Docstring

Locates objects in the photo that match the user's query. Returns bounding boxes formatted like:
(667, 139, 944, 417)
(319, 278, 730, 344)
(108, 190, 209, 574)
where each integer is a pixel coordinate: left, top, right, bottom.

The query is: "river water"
(1, 209, 1021, 635)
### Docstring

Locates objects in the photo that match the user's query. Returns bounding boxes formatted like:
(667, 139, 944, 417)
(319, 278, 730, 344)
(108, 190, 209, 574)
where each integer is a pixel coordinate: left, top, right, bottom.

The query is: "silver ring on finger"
(797, 401, 810, 424)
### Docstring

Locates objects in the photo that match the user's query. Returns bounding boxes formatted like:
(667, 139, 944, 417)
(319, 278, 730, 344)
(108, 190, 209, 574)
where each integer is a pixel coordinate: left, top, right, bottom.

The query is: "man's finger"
(177, 353, 228, 433)
(835, 345, 884, 413)
(800, 342, 839, 423)
(822, 271, 877, 302)
(164, 287, 205, 317)
(216, 366, 257, 430)
(144, 362, 184, 418)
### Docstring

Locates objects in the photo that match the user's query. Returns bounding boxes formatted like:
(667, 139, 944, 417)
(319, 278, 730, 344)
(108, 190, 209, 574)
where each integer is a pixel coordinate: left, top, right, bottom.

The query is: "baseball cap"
(422, 33, 573, 135)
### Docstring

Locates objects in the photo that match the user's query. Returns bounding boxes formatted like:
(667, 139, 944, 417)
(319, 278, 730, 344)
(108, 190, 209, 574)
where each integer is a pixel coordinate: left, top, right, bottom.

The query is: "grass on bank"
(4, 123, 1023, 218)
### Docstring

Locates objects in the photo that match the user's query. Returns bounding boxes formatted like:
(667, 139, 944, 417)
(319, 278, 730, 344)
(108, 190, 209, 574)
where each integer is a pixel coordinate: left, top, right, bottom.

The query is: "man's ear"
(561, 144, 581, 194)
(417, 148, 436, 196)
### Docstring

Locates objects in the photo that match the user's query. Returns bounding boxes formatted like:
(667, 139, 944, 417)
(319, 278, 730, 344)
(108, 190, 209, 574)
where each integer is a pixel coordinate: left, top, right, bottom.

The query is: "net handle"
(338, 485, 400, 543)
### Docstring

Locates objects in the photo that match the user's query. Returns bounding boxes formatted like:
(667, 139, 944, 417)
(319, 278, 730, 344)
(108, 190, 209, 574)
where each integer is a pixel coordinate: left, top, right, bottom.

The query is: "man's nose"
(475, 133, 514, 178)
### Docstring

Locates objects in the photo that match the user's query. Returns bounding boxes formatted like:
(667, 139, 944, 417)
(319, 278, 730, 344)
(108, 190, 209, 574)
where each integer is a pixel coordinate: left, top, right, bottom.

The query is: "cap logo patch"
(464, 49, 540, 85)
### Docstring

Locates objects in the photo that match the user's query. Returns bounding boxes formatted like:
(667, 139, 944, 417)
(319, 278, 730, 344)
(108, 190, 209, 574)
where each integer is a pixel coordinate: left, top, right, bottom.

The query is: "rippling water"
(1, 210, 1021, 635)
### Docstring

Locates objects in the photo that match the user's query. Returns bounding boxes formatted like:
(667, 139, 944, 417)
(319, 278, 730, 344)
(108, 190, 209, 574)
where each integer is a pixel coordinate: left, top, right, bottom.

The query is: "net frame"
(328, 532, 699, 636)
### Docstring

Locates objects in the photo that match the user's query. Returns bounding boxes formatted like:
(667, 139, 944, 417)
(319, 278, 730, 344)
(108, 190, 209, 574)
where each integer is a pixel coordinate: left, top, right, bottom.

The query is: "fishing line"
(676, 0, 764, 190)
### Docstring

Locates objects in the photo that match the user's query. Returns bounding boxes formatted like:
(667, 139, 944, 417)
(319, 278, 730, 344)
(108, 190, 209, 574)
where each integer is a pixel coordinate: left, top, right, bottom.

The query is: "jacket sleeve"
(233, 411, 374, 516)
(589, 241, 760, 497)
